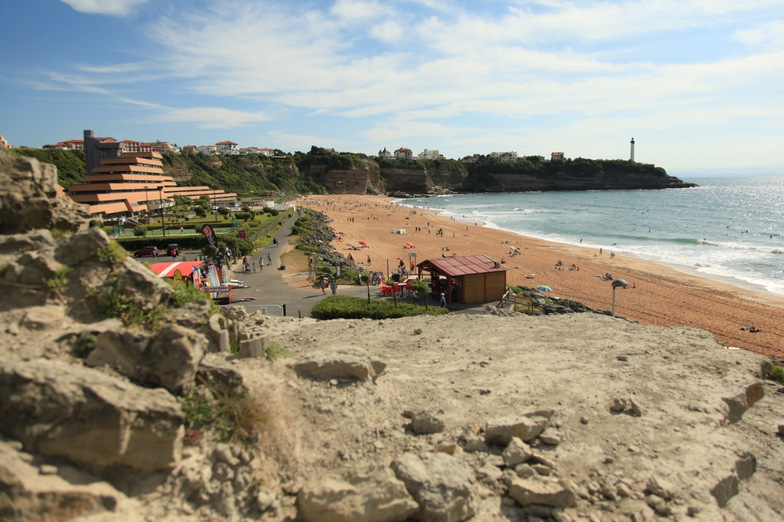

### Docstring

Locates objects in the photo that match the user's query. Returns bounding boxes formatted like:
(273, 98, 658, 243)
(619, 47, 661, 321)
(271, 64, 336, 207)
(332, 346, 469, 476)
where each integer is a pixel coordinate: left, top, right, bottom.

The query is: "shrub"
(98, 285, 167, 328)
(167, 279, 219, 314)
(134, 226, 147, 237)
(266, 344, 296, 361)
(311, 295, 449, 319)
(180, 385, 267, 444)
(92, 242, 127, 267)
(43, 266, 73, 299)
(73, 332, 97, 358)
(770, 365, 784, 384)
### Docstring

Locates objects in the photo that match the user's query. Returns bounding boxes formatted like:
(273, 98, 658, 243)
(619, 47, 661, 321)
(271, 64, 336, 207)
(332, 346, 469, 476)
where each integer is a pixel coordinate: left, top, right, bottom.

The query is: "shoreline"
(295, 194, 784, 359)
(394, 197, 784, 300)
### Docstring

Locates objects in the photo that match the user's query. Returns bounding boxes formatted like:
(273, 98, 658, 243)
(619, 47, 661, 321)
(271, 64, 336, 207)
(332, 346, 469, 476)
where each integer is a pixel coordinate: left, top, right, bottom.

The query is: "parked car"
(133, 246, 158, 257)
(166, 243, 180, 256)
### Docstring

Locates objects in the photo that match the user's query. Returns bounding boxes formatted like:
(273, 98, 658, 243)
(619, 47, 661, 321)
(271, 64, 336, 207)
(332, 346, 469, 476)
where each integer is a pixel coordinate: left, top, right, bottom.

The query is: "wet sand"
(295, 194, 784, 359)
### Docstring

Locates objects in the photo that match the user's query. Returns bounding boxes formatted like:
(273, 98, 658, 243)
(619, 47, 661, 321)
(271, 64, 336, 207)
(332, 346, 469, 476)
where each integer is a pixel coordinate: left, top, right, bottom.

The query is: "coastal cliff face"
(326, 160, 693, 195)
(468, 169, 692, 192)
(380, 166, 468, 194)
(309, 158, 382, 194)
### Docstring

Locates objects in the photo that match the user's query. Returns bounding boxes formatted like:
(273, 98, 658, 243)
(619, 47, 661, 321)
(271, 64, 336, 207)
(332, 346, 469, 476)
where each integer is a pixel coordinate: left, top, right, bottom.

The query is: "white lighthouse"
(630, 137, 635, 162)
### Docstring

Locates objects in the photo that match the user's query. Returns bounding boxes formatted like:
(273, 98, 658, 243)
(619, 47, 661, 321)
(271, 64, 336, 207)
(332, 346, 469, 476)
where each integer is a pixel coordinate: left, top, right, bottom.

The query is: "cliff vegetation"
(10, 146, 693, 198)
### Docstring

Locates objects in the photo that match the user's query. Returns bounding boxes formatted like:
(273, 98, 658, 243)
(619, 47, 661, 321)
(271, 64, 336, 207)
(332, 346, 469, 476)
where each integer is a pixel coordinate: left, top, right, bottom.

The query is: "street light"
(611, 279, 628, 317)
(158, 186, 166, 238)
(213, 188, 217, 223)
(144, 186, 150, 224)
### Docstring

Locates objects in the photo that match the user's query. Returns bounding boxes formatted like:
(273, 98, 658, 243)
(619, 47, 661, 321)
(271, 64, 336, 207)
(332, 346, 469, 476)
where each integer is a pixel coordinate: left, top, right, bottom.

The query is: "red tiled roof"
(417, 254, 507, 277)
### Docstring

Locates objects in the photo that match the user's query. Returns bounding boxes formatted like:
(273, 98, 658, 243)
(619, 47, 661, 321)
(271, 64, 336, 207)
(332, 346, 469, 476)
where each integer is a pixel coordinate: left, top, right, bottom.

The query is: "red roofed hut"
(416, 254, 508, 305)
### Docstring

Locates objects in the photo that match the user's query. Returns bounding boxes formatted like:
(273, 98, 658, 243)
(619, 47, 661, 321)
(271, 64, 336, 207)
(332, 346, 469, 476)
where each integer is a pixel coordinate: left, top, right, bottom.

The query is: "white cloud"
(154, 107, 272, 129)
(61, 0, 149, 17)
(734, 20, 784, 48)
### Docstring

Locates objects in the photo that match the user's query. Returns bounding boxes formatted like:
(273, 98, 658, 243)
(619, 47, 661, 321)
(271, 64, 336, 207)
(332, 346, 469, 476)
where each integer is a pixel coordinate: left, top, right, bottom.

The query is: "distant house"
(216, 141, 239, 155)
(460, 154, 481, 163)
(491, 151, 518, 162)
(418, 149, 440, 160)
(551, 152, 565, 161)
(198, 144, 219, 155)
(149, 140, 179, 154)
(119, 140, 152, 153)
(50, 139, 84, 150)
(378, 147, 392, 159)
(416, 254, 508, 305)
(394, 147, 414, 160)
(180, 145, 198, 154)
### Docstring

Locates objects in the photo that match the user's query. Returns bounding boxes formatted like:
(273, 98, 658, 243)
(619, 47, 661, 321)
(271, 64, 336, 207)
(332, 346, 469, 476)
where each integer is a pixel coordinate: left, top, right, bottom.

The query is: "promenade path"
(219, 213, 372, 317)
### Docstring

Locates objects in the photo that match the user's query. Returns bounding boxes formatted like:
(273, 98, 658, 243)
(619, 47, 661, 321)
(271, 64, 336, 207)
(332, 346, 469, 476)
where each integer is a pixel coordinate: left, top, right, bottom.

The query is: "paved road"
(215, 213, 374, 317)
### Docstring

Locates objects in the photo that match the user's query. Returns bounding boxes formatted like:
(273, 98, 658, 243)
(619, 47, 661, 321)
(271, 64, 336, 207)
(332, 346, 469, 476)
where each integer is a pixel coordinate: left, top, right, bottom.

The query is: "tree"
(360, 274, 371, 303)
(409, 279, 429, 310)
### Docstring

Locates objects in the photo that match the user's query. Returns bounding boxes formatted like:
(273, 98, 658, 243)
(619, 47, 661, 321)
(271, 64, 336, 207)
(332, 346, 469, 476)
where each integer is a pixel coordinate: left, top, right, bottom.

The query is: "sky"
(1, 0, 783, 176)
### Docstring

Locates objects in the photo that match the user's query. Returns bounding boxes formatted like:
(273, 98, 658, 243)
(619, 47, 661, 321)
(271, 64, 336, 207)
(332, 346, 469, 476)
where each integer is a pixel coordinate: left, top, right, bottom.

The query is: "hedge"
(311, 295, 449, 319)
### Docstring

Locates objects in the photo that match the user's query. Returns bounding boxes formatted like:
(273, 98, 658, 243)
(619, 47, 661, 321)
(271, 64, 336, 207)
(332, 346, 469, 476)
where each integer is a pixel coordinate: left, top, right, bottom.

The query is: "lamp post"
(611, 279, 628, 317)
(213, 188, 217, 223)
(158, 186, 166, 238)
(144, 186, 150, 224)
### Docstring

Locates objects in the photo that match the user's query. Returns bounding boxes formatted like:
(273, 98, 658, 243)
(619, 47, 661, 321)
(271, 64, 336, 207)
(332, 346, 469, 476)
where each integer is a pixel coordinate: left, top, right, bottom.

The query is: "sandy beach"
(293, 194, 784, 359)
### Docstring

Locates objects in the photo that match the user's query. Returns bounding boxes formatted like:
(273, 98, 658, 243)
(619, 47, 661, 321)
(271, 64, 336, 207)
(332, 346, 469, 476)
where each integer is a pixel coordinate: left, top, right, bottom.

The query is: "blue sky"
(1, 0, 783, 175)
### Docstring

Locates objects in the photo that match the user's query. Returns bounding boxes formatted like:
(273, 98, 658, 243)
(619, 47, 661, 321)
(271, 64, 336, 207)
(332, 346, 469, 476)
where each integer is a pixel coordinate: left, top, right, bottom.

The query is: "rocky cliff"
(381, 166, 468, 195)
(309, 158, 382, 194)
(1, 151, 781, 522)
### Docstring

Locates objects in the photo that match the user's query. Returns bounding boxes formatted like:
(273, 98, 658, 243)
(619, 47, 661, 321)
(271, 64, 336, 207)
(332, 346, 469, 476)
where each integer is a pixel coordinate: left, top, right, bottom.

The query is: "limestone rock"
(502, 437, 533, 468)
(0, 152, 89, 234)
(507, 477, 577, 508)
(20, 305, 65, 331)
(0, 359, 183, 472)
(114, 257, 176, 312)
(86, 329, 151, 380)
(239, 336, 268, 358)
(710, 474, 739, 508)
(54, 226, 112, 266)
(410, 409, 446, 435)
(292, 347, 387, 382)
(485, 412, 550, 445)
(166, 300, 229, 353)
(196, 364, 246, 397)
(391, 452, 476, 522)
(144, 323, 207, 393)
(297, 466, 418, 522)
(87, 323, 206, 393)
(0, 437, 122, 520)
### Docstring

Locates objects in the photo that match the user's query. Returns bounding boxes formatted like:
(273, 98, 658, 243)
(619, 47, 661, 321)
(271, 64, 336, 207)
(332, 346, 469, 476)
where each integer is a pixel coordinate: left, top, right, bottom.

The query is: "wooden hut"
(416, 254, 508, 305)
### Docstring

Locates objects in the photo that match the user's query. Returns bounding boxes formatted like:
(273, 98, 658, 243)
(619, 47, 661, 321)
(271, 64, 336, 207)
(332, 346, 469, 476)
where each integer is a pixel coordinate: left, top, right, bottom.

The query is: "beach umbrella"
(358, 241, 368, 245)
(537, 285, 552, 292)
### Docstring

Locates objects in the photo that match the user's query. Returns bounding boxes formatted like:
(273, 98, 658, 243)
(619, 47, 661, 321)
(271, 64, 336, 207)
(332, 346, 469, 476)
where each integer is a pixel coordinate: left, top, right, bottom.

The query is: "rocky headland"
(0, 151, 782, 521)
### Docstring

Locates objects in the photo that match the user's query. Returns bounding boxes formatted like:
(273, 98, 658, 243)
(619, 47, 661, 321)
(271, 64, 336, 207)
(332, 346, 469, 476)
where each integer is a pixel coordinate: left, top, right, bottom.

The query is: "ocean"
(399, 176, 784, 297)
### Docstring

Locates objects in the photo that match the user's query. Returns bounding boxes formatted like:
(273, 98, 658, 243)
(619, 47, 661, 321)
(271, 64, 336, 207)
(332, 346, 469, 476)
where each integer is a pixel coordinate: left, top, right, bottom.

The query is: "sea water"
(399, 176, 784, 296)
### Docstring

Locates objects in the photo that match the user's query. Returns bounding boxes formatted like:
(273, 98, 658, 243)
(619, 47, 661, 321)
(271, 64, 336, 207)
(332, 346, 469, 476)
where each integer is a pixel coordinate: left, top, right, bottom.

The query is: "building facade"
(67, 130, 235, 219)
